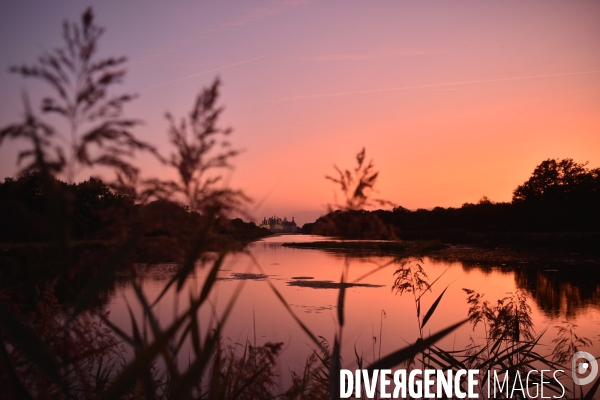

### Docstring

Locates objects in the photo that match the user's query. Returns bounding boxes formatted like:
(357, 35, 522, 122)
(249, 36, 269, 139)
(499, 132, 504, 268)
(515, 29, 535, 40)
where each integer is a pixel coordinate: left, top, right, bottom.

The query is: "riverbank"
(282, 237, 600, 272)
(281, 239, 447, 254)
(429, 244, 600, 273)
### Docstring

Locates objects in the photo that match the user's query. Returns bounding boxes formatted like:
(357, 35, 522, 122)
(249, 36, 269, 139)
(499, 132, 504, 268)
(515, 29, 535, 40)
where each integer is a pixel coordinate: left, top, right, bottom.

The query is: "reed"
(0, 9, 597, 400)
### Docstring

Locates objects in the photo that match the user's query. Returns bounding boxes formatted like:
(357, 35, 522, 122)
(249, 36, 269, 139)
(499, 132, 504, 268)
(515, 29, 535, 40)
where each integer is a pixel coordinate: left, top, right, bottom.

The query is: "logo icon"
(572, 351, 598, 386)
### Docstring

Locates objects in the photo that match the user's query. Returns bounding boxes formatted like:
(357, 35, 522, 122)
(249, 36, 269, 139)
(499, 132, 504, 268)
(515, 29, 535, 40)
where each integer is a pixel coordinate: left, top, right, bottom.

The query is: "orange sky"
(0, 1, 599, 224)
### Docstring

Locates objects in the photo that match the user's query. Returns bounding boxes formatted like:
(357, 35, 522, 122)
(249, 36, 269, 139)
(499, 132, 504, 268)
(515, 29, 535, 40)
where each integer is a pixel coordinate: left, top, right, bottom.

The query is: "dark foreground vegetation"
(0, 172, 269, 309)
(0, 172, 269, 247)
(303, 158, 600, 254)
(0, 8, 598, 400)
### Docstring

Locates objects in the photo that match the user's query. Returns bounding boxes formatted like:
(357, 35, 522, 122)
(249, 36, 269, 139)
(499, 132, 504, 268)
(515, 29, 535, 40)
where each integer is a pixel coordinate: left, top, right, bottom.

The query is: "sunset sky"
(0, 1, 598, 224)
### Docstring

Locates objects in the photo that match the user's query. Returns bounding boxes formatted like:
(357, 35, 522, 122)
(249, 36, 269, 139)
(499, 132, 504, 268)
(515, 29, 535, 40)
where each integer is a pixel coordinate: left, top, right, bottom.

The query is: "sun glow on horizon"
(0, 1, 599, 225)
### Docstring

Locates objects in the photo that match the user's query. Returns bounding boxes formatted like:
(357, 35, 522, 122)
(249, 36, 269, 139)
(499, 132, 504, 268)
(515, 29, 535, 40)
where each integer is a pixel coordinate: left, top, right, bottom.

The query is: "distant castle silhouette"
(259, 216, 299, 233)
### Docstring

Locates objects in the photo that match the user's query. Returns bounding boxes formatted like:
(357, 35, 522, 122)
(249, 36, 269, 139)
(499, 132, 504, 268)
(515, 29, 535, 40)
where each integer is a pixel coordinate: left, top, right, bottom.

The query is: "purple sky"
(1, 1, 599, 224)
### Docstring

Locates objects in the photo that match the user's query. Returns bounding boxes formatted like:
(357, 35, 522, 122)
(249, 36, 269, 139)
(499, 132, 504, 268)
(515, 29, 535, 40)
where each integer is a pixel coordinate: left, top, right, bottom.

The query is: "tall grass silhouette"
(0, 8, 598, 400)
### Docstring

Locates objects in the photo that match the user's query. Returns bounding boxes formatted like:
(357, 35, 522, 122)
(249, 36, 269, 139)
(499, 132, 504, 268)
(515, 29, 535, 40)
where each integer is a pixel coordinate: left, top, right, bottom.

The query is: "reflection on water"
(433, 251, 600, 319)
(515, 268, 600, 318)
(107, 235, 600, 388)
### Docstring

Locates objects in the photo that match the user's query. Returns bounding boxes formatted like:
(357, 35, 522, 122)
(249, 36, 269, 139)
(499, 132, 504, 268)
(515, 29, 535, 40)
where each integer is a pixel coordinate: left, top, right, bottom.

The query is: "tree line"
(0, 172, 268, 245)
(304, 158, 600, 251)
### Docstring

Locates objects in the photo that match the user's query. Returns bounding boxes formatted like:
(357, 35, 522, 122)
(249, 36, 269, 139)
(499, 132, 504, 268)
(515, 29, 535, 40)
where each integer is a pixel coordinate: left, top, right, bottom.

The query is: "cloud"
(132, 38, 204, 65)
(210, 0, 311, 32)
(215, 6, 281, 30)
(268, 70, 600, 102)
(298, 49, 451, 61)
(434, 83, 600, 124)
(138, 56, 266, 92)
(133, 1, 310, 66)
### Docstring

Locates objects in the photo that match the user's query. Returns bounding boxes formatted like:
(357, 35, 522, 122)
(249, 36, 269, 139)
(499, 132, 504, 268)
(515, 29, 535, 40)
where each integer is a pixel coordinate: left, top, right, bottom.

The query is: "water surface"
(108, 234, 600, 388)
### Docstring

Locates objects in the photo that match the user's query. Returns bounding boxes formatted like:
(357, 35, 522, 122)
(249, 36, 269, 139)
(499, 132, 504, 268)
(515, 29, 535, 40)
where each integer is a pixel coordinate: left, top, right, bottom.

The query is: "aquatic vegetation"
(287, 280, 384, 289)
(0, 8, 597, 400)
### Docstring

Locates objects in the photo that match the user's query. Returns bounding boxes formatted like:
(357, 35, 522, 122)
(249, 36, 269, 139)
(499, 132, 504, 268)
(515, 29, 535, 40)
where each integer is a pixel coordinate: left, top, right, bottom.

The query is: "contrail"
(269, 70, 600, 102)
(139, 56, 266, 92)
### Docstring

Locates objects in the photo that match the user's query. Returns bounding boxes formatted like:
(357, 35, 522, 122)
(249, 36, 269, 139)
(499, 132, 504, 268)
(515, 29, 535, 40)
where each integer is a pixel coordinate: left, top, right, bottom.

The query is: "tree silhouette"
(512, 158, 600, 205)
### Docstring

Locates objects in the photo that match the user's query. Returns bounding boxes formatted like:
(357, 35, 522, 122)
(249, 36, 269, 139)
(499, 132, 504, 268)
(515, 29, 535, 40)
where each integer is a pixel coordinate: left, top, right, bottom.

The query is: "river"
(107, 234, 600, 393)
